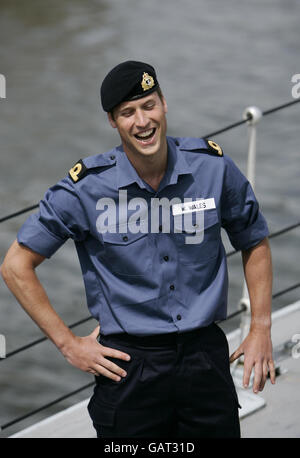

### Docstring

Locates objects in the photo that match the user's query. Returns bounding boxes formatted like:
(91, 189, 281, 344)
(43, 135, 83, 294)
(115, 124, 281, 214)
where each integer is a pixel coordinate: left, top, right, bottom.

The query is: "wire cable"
(0, 381, 95, 431)
(0, 205, 39, 224)
(1, 221, 299, 361)
(0, 98, 299, 225)
(203, 97, 300, 138)
(226, 221, 300, 258)
(2, 316, 94, 360)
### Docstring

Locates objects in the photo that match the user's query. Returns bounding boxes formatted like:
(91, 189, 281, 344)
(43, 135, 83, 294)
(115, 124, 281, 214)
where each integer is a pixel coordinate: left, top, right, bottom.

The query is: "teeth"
(136, 128, 154, 138)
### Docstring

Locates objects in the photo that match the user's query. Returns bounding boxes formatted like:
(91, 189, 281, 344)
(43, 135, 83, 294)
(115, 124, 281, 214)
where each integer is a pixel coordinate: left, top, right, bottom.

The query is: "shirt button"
(163, 255, 169, 262)
(170, 284, 175, 290)
(177, 314, 182, 320)
(123, 236, 128, 242)
(110, 155, 116, 160)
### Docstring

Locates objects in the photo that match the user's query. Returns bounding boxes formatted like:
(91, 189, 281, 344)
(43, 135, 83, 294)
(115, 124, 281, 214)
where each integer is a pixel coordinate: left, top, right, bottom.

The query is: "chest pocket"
(173, 209, 220, 265)
(100, 229, 150, 277)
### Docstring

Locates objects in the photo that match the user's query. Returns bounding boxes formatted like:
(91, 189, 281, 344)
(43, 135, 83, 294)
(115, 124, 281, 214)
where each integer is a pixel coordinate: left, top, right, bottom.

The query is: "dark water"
(0, 0, 299, 436)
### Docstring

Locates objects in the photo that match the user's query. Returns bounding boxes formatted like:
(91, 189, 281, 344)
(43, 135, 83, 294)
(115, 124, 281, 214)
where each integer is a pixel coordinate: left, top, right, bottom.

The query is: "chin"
(137, 144, 161, 157)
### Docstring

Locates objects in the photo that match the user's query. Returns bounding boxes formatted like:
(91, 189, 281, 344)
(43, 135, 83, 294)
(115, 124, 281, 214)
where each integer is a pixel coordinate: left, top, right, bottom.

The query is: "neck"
(123, 140, 168, 191)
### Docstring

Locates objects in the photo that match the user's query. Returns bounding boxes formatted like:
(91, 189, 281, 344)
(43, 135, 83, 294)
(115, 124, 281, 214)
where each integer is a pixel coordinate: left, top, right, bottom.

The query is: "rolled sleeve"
(17, 179, 89, 258)
(221, 155, 269, 251)
(225, 210, 269, 251)
(17, 213, 66, 258)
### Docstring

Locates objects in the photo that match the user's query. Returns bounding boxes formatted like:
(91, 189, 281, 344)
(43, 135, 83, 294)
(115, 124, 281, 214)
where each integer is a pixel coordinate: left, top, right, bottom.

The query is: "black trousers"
(88, 322, 241, 438)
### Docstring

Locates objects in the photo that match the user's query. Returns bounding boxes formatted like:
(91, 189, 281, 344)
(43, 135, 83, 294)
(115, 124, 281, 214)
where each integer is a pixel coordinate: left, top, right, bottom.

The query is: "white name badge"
(172, 198, 216, 216)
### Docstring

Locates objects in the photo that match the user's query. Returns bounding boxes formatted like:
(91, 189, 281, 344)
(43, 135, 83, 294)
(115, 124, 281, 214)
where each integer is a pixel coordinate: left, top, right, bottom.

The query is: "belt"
(100, 322, 215, 348)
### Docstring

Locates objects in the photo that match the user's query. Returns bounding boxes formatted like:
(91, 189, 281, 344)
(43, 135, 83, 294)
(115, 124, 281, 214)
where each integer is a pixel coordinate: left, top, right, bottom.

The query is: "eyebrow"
(120, 96, 157, 111)
(143, 99, 156, 106)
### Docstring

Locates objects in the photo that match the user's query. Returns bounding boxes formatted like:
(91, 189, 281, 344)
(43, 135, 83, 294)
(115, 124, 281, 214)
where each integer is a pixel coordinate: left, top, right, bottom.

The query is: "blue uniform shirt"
(17, 137, 269, 336)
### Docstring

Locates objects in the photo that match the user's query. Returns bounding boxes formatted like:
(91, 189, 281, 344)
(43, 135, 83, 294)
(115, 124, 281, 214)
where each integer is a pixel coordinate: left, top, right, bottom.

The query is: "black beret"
(100, 60, 159, 112)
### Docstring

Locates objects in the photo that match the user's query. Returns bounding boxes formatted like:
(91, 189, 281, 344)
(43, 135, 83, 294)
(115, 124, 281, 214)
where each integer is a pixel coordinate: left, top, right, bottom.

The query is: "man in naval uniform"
(1, 61, 275, 438)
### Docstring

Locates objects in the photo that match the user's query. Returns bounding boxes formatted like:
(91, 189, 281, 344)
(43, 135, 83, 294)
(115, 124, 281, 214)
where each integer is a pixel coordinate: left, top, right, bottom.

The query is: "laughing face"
(108, 91, 168, 160)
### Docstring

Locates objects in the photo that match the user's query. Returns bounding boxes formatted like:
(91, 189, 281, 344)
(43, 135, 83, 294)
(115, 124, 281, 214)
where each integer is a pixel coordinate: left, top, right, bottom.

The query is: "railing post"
(232, 106, 262, 374)
(0, 334, 6, 359)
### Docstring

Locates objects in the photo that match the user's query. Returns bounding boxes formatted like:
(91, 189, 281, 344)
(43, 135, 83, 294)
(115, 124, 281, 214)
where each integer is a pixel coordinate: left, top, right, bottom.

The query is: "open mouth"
(134, 128, 156, 142)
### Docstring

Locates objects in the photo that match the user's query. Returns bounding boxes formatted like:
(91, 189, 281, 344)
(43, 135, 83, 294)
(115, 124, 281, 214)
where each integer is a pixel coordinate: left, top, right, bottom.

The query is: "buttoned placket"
(115, 138, 194, 329)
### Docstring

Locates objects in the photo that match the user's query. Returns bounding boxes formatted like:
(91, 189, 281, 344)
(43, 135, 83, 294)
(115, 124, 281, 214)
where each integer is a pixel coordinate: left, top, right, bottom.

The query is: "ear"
(107, 112, 117, 128)
(162, 96, 168, 114)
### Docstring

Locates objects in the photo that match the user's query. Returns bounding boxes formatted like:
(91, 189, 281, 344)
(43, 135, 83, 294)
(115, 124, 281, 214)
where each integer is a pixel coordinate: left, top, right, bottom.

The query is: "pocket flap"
(173, 209, 219, 233)
(101, 229, 148, 246)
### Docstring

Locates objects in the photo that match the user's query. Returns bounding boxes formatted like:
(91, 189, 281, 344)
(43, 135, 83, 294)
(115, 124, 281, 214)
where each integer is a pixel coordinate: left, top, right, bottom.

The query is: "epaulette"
(68, 153, 117, 183)
(202, 139, 223, 157)
(175, 137, 223, 157)
(68, 159, 87, 183)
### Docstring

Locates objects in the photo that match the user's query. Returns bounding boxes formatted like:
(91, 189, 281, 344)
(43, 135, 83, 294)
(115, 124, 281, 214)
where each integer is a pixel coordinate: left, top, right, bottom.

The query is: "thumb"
(229, 347, 244, 364)
(90, 325, 100, 340)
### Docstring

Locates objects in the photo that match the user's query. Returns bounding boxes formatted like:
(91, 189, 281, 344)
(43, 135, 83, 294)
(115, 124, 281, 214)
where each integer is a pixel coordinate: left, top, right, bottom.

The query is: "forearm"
(1, 248, 74, 351)
(242, 237, 273, 332)
(1, 241, 130, 380)
(229, 238, 276, 391)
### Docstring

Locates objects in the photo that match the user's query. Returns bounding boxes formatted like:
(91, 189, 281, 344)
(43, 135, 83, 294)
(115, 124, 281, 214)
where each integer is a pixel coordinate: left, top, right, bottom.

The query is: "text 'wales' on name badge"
(172, 198, 216, 216)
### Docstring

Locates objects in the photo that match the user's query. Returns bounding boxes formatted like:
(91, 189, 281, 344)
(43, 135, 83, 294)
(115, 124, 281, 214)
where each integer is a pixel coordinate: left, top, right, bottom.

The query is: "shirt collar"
(116, 137, 193, 191)
(165, 136, 193, 186)
(116, 145, 148, 189)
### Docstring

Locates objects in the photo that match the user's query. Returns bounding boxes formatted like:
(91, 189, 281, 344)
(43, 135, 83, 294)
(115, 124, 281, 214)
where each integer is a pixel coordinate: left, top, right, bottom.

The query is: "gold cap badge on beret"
(141, 72, 155, 91)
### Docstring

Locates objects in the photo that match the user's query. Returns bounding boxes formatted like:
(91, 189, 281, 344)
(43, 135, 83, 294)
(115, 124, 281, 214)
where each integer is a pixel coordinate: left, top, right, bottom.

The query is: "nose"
(134, 109, 149, 128)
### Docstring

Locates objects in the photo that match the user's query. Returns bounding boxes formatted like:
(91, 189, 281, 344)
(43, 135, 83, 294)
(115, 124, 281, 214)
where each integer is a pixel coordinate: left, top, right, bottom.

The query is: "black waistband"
(100, 323, 216, 347)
